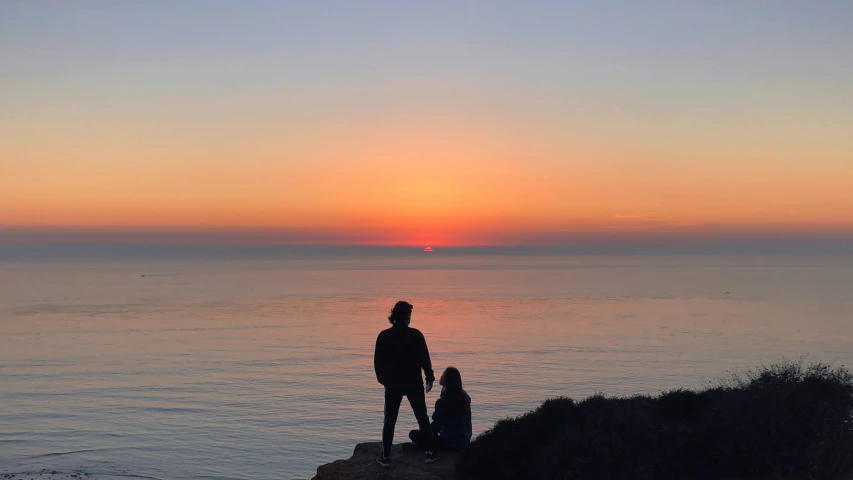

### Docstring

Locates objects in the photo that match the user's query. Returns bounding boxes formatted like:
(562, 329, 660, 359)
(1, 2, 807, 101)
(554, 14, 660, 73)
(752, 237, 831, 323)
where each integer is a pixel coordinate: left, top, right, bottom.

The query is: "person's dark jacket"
(374, 324, 435, 388)
(431, 390, 472, 450)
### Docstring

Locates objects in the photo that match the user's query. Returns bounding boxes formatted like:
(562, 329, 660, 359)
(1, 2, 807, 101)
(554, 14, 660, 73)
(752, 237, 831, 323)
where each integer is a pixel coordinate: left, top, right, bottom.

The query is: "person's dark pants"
(383, 385, 432, 457)
(408, 429, 460, 452)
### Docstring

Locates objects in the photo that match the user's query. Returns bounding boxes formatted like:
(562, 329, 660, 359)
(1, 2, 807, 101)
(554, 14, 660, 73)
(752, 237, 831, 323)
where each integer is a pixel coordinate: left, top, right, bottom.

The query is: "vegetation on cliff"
(454, 361, 853, 479)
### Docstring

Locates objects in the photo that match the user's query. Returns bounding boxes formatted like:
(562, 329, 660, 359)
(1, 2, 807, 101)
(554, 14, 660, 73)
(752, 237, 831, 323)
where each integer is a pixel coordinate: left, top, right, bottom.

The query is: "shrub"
(454, 361, 853, 480)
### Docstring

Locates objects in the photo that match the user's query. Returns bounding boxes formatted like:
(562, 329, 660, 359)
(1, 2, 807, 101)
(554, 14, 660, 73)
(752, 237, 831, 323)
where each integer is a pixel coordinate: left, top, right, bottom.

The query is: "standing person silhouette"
(374, 301, 436, 468)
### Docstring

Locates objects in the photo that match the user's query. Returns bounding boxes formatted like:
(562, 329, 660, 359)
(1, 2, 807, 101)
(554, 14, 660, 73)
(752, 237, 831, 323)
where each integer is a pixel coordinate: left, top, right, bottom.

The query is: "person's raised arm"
(431, 397, 446, 433)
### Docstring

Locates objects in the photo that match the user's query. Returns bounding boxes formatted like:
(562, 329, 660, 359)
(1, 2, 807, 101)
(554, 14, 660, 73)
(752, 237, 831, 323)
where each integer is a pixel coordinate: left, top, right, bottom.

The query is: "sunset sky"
(2, 2, 852, 246)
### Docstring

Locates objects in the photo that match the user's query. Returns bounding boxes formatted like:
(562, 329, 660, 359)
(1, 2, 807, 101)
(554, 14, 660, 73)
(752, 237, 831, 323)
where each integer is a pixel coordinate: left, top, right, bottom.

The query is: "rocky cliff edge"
(313, 442, 458, 480)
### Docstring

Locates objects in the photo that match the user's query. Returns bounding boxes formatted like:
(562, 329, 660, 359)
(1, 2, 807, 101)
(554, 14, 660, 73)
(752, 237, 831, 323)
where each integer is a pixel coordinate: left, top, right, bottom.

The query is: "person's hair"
(441, 366, 469, 411)
(388, 301, 413, 325)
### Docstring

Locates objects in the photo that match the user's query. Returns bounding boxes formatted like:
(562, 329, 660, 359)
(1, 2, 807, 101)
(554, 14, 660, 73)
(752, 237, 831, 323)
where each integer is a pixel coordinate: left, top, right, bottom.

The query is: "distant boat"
(424, 246, 433, 253)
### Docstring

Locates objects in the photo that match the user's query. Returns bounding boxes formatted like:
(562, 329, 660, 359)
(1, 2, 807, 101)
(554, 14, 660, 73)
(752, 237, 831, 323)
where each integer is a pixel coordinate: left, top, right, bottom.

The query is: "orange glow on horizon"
(3, 116, 852, 246)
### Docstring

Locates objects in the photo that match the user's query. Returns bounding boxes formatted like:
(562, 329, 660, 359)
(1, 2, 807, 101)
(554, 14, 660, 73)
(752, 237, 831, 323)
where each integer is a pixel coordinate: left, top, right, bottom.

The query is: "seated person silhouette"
(409, 366, 472, 452)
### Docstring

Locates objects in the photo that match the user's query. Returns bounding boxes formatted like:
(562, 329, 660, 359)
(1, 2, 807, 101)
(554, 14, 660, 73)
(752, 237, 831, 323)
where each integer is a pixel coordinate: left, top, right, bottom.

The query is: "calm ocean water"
(2, 248, 852, 479)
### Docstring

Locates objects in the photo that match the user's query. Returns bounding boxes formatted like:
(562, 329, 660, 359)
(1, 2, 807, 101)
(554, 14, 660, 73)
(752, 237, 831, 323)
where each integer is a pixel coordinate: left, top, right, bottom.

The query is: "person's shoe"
(376, 455, 391, 468)
(425, 451, 437, 464)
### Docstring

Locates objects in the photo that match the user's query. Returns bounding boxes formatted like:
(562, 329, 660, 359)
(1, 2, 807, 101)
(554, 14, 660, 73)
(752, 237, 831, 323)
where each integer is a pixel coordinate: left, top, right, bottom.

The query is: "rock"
(313, 442, 459, 480)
